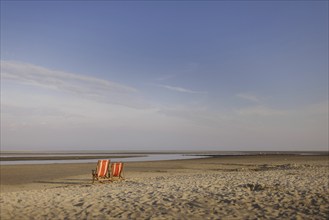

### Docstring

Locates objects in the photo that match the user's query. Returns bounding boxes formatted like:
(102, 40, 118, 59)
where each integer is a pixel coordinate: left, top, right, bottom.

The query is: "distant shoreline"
(0, 155, 145, 161)
(1, 150, 327, 155)
(1, 151, 327, 162)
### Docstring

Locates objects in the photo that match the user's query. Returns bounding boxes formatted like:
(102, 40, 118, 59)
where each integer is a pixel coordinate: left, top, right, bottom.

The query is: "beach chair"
(110, 162, 124, 181)
(92, 160, 110, 183)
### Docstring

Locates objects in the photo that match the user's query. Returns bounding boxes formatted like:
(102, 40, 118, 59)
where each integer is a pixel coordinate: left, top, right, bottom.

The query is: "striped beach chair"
(111, 162, 124, 181)
(92, 160, 110, 183)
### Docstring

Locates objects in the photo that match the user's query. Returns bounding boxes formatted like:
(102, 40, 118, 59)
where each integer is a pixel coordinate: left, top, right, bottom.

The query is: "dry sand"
(1, 155, 328, 219)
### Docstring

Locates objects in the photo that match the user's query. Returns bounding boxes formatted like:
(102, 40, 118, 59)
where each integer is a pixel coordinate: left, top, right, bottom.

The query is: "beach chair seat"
(92, 160, 110, 183)
(110, 162, 124, 181)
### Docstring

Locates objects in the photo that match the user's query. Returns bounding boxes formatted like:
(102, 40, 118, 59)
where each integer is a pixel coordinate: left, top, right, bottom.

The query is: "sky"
(1, 1, 328, 151)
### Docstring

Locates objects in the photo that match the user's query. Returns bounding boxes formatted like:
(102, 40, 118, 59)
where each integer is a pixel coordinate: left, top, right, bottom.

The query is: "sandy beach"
(1, 155, 328, 219)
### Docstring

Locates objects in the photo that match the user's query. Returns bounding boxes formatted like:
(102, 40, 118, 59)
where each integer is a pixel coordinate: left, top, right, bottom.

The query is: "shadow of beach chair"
(110, 162, 124, 181)
(92, 160, 110, 183)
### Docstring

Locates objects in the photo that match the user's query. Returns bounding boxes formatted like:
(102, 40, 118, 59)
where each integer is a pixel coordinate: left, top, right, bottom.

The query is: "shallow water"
(1, 151, 326, 165)
(0, 154, 209, 165)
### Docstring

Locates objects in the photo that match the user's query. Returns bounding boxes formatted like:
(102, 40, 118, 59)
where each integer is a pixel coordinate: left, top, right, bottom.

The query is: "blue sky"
(1, 1, 328, 151)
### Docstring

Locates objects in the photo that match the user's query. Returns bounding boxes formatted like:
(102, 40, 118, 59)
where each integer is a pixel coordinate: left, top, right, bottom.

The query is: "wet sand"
(1, 155, 328, 219)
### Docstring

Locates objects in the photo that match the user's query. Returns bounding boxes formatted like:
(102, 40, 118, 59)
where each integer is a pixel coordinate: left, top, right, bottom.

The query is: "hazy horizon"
(1, 1, 328, 152)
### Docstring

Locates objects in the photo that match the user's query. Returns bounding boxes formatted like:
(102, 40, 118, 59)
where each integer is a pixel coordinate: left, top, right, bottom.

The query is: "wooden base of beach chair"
(92, 173, 112, 183)
(110, 176, 124, 182)
(92, 170, 97, 183)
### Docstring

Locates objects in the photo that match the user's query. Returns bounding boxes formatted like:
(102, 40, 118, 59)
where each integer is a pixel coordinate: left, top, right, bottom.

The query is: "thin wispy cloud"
(158, 84, 207, 94)
(1, 60, 148, 108)
(157, 105, 230, 128)
(235, 105, 287, 117)
(155, 74, 177, 81)
(2, 104, 70, 117)
(1, 60, 137, 93)
(236, 93, 261, 103)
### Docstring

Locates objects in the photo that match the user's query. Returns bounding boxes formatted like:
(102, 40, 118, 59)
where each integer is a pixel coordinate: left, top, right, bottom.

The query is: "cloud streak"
(235, 105, 288, 116)
(1, 60, 148, 108)
(158, 84, 207, 94)
(1, 60, 137, 92)
(236, 93, 261, 103)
